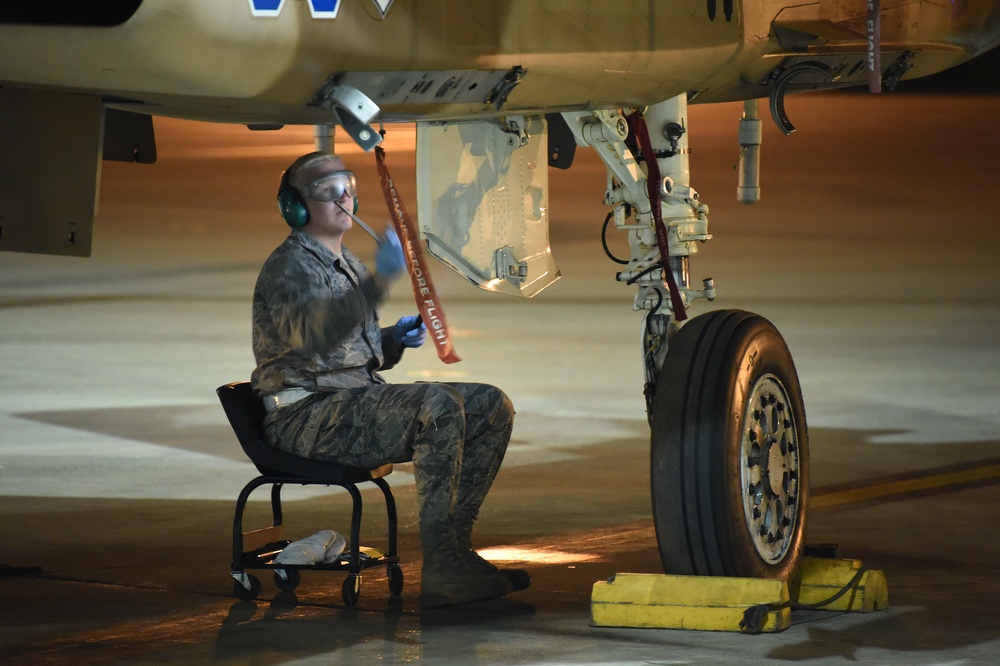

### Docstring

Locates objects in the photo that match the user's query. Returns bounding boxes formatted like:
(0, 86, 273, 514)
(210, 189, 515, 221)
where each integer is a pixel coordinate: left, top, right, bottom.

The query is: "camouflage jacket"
(251, 229, 404, 396)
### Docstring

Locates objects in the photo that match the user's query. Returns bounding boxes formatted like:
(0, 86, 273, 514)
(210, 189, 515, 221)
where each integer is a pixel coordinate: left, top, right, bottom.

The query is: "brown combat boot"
(419, 527, 511, 609)
(454, 513, 531, 592)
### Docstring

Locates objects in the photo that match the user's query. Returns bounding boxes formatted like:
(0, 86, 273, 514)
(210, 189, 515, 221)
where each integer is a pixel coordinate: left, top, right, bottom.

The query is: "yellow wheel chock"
(590, 557, 888, 633)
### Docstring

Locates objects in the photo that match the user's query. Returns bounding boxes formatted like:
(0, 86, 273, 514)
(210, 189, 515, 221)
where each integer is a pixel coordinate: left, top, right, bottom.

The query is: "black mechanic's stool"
(217, 381, 401, 605)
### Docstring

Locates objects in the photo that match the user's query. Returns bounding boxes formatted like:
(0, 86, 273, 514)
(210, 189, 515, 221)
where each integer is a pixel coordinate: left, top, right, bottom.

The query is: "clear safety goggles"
(302, 170, 357, 202)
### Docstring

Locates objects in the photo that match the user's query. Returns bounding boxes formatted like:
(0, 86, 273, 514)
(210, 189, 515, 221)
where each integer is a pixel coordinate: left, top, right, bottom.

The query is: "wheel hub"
(741, 374, 800, 564)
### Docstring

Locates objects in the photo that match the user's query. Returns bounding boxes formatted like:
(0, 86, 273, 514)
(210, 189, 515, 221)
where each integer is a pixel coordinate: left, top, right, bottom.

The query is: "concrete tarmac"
(2, 92, 999, 664)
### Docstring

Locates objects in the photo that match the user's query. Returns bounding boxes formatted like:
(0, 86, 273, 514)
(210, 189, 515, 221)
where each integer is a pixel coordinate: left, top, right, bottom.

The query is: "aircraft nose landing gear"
(565, 95, 809, 581)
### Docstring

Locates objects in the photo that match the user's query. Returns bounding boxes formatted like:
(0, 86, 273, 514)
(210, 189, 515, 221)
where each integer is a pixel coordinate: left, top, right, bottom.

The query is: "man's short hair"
(287, 151, 345, 191)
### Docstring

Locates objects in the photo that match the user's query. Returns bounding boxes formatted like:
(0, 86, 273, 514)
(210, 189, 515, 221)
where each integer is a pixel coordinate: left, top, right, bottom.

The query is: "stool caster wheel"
(232, 573, 261, 601)
(387, 563, 404, 596)
(342, 574, 361, 605)
(274, 568, 300, 592)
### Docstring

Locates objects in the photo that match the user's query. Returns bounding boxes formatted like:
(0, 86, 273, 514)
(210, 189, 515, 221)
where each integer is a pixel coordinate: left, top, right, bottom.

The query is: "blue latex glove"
(375, 228, 406, 280)
(392, 315, 427, 348)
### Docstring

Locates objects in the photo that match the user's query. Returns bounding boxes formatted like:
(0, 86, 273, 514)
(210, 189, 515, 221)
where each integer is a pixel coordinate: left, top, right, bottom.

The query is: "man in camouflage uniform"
(251, 151, 527, 608)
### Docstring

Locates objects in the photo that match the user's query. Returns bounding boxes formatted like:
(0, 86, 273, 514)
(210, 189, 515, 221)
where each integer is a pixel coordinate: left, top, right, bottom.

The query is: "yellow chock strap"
(590, 573, 791, 633)
(790, 557, 889, 612)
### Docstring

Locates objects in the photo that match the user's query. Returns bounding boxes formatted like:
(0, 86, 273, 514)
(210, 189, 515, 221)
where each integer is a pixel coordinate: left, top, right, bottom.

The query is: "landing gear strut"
(565, 95, 809, 579)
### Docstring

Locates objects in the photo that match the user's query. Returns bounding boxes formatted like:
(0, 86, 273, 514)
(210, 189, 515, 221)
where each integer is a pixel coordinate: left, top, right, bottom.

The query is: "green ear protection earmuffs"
(277, 166, 359, 229)
(277, 168, 309, 228)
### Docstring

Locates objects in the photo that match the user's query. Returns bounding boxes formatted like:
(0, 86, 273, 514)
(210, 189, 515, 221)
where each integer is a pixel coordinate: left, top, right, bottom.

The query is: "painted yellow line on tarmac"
(811, 462, 1000, 508)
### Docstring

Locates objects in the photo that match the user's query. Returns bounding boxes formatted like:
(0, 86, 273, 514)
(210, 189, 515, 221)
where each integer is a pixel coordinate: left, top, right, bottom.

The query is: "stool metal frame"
(217, 382, 401, 605)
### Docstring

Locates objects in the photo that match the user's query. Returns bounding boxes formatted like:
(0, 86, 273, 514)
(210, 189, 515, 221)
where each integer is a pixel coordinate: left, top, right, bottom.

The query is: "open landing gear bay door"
(415, 116, 559, 298)
(0, 89, 104, 257)
(0, 88, 155, 257)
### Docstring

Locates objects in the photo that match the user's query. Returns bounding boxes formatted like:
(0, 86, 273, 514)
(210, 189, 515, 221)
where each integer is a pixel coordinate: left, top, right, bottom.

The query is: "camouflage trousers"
(263, 382, 514, 542)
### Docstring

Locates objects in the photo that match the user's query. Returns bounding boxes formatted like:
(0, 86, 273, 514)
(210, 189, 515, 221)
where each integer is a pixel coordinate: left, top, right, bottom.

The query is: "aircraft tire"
(650, 309, 809, 580)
